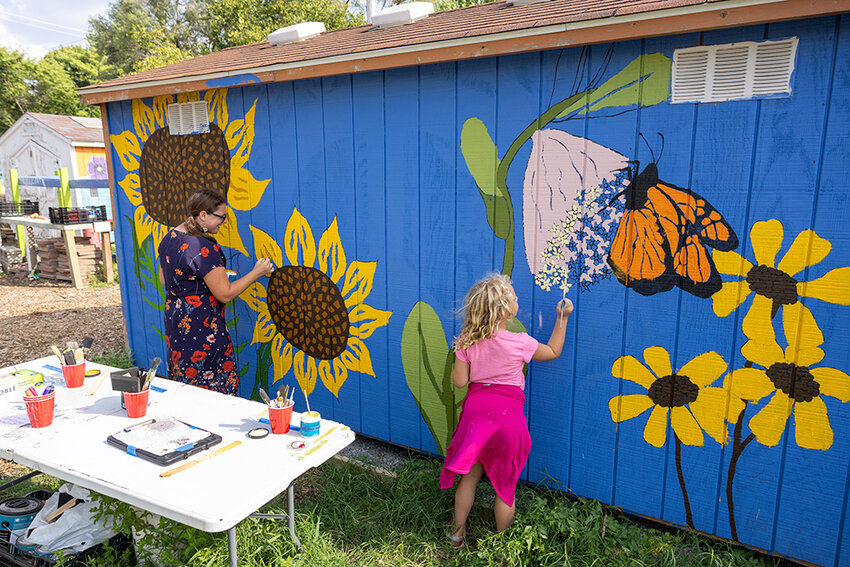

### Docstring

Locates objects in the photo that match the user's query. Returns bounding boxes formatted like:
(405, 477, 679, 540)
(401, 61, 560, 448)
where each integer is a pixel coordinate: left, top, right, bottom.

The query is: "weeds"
(87, 347, 134, 368)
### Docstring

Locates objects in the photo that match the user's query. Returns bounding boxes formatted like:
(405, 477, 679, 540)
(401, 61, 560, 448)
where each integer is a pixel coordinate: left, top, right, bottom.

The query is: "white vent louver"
(268, 22, 326, 46)
(167, 101, 210, 135)
(371, 1, 433, 27)
(671, 37, 798, 104)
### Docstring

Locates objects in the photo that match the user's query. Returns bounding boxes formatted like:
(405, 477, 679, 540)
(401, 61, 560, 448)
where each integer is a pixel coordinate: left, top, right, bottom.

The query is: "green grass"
(87, 347, 134, 369)
(1, 455, 785, 567)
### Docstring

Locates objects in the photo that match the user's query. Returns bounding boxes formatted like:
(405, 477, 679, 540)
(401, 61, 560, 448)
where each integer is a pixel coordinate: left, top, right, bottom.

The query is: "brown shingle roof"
(78, 0, 849, 103)
(28, 113, 103, 144)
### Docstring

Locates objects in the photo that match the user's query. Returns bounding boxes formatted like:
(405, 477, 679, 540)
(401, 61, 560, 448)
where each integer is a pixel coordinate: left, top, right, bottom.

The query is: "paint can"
(300, 411, 321, 438)
(0, 496, 43, 531)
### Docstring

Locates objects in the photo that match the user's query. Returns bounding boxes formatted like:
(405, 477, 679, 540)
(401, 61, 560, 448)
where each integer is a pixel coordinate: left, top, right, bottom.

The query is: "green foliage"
(0, 48, 35, 132)
(41, 46, 119, 90)
(434, 0, 494, 12)
(89, 347, 135, 368)
(203, 0, 364, 51)
(132, 26, 196, 72)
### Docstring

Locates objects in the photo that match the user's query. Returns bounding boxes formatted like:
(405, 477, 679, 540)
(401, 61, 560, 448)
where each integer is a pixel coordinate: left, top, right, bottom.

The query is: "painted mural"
(106, 15, 850, 565)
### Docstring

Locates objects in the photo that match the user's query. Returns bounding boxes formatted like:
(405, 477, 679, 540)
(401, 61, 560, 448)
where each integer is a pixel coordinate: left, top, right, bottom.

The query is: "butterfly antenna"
(656, 133, 665, 165)
(638, 132, 657, 164)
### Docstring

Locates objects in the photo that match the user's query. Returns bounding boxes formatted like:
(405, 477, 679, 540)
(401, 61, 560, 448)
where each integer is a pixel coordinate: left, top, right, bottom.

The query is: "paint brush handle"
(50, 345, 64, 365)
(258, 388, 272, 406)
(141, 357, 161, 391)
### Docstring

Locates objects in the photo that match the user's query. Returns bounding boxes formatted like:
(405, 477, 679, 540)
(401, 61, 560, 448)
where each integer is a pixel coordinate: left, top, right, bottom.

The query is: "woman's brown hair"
(185, 188, 226, 239)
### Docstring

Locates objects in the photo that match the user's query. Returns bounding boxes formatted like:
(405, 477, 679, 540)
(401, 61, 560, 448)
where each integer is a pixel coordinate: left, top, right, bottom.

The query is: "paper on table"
(109, 417, 212, 457)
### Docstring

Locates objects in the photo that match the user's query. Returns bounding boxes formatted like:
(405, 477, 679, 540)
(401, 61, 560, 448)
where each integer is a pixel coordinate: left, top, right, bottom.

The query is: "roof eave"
(78, 0, 850, 105)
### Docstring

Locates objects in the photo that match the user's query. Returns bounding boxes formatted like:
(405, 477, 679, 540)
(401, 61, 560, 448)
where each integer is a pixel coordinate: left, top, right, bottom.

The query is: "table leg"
(62, 228, 84, 289)
(227, 526, 238, 567)
(287, 484, 303, 550)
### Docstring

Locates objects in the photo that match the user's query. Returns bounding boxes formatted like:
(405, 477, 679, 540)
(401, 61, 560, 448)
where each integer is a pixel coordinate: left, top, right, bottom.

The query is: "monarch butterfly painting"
(607, 160, 739, 298)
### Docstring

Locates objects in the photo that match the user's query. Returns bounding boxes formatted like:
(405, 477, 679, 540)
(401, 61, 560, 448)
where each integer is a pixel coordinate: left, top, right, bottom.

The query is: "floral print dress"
(158, 230, 238, 395)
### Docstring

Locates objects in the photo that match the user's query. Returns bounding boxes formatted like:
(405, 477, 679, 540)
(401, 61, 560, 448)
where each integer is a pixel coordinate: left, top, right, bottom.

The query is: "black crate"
(0, 202, 39, 218)
(47, 206, 106, 225)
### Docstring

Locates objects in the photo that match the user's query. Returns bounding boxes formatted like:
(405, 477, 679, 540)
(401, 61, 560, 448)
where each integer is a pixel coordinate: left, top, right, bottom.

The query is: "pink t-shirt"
(455, 330, 539, 390)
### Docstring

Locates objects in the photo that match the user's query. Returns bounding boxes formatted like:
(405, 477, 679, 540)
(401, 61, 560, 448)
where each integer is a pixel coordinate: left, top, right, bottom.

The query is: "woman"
(158, 188, 273, 394)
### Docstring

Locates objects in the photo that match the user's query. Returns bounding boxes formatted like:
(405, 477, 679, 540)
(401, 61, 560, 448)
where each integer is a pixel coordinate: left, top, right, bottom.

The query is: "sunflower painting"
(110, 88, 268, 257)
(240, 207, 392, 398)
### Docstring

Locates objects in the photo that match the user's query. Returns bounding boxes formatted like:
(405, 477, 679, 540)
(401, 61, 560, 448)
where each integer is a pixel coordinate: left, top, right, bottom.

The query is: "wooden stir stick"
(160, 441, 241, 478)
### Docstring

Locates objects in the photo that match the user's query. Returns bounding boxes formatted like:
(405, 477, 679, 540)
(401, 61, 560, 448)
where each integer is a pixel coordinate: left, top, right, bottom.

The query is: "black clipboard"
(106, 416, 222, 466)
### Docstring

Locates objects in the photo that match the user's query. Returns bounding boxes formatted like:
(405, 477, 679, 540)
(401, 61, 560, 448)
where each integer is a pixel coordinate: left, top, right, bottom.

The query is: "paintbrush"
(258, 388, 272, 407)
(141, 357, 161, 391)
(50, 345, 65, 366)
(303, 389, 312, 415)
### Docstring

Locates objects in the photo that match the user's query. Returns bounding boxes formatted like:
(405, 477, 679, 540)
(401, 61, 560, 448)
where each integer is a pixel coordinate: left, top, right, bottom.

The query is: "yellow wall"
(74, 146, 106, 177)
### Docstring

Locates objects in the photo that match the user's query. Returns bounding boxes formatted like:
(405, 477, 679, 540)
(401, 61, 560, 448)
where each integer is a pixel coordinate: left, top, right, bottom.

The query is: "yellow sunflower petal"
(131, 99, 157, 143)
(251, 310, 277, 344)
(724, 367, 775, 402)
(110, 131, 141, 172)
(176, 92, 200, 103)
(133, 207, 154, 246)
(348, 304, 392, 340)
(226, 99, 254, 168)
(671, 406, 704, 447)
(204, 88, 229, 126)
(748, 391, 792, 447)
(229, 166, 270, 212)
(239, 282, 267, 313)
(293, 351, 318, 396)
(793, 396, 833, 450)
(339, 336, 375, 377)
(342, 261, 377, 308)
(608, 394, 654, 422)
(643, 405, 669, 448)
(151, 222, 170, 253)
(643, 346, 672, 378)
(679, 351, 726, 388)
(271, 335, 293, 382)
(810, 367, 850, 402)
(319, 358, 349, 398)
(151, 95, 172, 128)
(750, 219, 783, 268)
(250, 225, 284, 268)
(611, 356, 656, 389)
(318, 217, 347, 284)
(742, 294, 777, 344)
(713, 249, 753, 277)
(215, 207, 249, 256)
(689, 387, 729, 444)
(284, 207, 317, 267)
(119, 173, 143, 207)
(712, 280, 751, 317)
(741, 337, 784, 369)
(782, 302, 824, 366)
(798, 267, 850, 305)
(777, 229, 831, 277)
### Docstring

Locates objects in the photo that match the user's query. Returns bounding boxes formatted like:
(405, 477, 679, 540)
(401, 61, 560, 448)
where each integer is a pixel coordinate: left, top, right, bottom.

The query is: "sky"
(0, 0, 112, 60)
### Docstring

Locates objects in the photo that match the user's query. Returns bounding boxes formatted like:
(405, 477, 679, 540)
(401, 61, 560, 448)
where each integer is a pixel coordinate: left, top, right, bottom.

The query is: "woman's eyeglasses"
(208, 211, 227, 223)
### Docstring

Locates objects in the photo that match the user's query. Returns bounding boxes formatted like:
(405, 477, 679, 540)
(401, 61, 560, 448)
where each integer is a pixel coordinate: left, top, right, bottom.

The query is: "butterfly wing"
(607, 206, 676, 296)
(649, 182, 738, 298)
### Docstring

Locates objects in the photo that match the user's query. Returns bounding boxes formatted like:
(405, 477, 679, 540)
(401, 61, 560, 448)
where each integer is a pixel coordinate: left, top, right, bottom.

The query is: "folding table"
(0, 357, 355, 566)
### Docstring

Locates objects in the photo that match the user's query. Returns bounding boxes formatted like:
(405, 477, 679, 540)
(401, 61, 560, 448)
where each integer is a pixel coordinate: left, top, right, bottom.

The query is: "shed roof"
(25, 113, 103, 145)
(78, 0, 850, 105)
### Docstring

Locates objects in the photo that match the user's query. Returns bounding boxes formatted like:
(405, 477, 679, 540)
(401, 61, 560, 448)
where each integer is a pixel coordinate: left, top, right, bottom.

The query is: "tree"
(41, 46, 119, 90)
(202, 0, 363, 52)
(132, 27, 195, 72)
(0, 48, 34, 133)
(433, 0, 494, 12)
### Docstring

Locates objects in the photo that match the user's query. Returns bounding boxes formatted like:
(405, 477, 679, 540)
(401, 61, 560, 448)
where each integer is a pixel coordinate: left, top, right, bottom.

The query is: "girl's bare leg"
(494, 494, 515, 532)
(453, 462, 484, 536)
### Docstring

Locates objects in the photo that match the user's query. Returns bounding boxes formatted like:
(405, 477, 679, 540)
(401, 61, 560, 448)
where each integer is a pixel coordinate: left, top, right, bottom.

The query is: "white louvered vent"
(167, 101, 210, 135)
(671, 38, 798, 104)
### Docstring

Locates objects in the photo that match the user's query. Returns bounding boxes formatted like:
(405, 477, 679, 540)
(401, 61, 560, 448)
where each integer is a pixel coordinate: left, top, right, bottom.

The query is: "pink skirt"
(439, 383, 531, 507)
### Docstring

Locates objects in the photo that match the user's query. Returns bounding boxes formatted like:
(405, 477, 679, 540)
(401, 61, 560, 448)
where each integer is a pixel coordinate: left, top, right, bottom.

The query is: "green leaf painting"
(401, 301, 466, 455)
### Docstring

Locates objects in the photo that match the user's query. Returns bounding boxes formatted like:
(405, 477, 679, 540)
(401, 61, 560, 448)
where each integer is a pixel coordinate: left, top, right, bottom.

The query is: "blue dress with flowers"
(158, 229, 238, 395)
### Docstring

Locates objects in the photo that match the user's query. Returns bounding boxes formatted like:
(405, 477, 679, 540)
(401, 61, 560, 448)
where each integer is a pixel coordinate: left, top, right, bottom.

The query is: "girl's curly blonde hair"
(454, 274, 515, 351)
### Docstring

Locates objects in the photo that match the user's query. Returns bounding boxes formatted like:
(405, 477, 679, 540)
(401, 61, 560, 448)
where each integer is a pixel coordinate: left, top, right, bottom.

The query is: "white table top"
(0, 357, 354, 532)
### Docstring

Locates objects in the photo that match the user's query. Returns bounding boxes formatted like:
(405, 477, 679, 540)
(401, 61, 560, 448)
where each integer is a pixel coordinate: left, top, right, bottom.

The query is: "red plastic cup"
(268, 402, 294, 434)
(24, 392, 55, 428)
(62, 362, 85, 388)
(124, 389, 150, 418)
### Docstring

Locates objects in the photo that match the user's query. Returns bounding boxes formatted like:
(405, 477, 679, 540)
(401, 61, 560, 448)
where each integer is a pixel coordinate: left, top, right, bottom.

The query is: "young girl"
(440, 274, 573, 546)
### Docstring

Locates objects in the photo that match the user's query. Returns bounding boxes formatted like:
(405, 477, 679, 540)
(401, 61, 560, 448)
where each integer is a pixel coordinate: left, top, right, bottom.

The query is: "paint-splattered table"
(0, 216, 114, 288)
(0, 357, 355, 566)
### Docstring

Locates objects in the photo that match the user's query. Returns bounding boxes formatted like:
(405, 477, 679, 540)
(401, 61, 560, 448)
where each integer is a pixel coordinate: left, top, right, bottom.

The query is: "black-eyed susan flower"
(111, 89, 268, 254)
(712, 220, 850, 342)
(609, 346, 729, 447)
(724, 298, 849, 450)
(240, 207, 392, 397)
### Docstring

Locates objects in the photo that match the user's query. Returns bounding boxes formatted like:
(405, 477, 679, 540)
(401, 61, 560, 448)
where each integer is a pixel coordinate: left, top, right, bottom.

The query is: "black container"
(0, 202, 39, 218)
(47, 206, 106, 225)
(110, 367, 141, 393)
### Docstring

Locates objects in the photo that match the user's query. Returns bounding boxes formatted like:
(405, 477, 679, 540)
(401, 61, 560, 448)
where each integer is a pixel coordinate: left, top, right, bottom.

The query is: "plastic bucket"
(124, 389, 150, 418)
(24, 392, 55, 428)
(62, 362, 85, 388)
(268, 403, 294, 434)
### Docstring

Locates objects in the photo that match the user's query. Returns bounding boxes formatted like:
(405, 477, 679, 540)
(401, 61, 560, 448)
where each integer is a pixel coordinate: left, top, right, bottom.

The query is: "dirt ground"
(0, 275, 126, 368)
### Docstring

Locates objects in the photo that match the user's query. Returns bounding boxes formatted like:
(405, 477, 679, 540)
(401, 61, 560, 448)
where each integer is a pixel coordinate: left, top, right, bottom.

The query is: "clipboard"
(107, 416, 222, 466)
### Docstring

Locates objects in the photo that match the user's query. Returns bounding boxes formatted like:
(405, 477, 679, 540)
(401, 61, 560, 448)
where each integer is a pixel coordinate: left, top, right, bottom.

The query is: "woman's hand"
(252, 258, 274, 277)
(557, 298, 574, 317)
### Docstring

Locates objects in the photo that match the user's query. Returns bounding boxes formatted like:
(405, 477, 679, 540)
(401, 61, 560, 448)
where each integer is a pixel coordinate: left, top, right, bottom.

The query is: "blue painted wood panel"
(104, 15, 850, 566)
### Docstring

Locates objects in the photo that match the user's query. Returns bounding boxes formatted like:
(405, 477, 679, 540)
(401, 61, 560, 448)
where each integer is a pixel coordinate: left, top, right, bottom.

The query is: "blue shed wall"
(105, 14, 850, 566)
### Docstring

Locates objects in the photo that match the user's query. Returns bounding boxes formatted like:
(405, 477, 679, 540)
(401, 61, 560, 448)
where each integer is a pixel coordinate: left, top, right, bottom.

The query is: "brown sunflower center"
(746, 265, 798, 305)
(765, 362, 819, 403)
(647, 374, 699, 407)
(267, 266, 350, 360)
